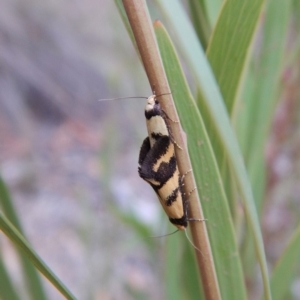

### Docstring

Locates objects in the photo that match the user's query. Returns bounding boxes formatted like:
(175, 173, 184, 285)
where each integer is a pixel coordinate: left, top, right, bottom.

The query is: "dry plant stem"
(121, 1, 221, 299)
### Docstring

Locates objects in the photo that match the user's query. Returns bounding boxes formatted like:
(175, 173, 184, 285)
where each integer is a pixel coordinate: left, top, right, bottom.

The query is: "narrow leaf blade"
(156, 2, 272, 298)
(155, 21, 247, 300)
(0, 213, 77, 300)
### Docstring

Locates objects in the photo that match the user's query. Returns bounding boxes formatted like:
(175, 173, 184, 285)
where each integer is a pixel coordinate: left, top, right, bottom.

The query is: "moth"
(99, 94, 201, 234)
(138, 95, 189, 230)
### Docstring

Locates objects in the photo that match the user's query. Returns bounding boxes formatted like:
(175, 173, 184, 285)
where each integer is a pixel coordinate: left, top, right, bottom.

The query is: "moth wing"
(138, 135, 175, 184)
(138, 137, 151, 165)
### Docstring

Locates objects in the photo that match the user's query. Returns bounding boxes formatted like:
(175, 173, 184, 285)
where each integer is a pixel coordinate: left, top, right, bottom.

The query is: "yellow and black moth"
(99, 93, 201, 234)
(138, 95, 189, 231)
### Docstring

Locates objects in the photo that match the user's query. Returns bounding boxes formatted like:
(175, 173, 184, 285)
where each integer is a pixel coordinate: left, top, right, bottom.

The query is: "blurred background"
(0, 0, 165, 299)
(0, 0, 300, 299)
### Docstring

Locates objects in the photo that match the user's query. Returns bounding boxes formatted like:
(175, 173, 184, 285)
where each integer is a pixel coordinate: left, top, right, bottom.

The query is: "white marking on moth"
(145, 95, 169, 147)
(145, 95, 156, 111)
(146, 116, 168, 147)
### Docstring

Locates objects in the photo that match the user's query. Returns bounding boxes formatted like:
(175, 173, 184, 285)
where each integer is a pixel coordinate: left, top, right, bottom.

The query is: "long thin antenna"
(155, 92, 172, 98)
(150, 229, 179, 238)
(98, 92, 172, 102)
(151, 227, 205, 257)
(184, 229, 204, 257)
(98, 96, 148, 102)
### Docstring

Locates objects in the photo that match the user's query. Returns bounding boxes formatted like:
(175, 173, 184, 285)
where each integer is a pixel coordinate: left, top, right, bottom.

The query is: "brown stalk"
(121, 1, 221, 299)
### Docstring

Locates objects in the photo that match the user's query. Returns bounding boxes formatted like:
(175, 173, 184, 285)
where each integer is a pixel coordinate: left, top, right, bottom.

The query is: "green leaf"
(155, 21, 247, 300)
(0, 254, 20, 300)
(237, 0, 291, 210)
(0, 177, 47, 300)
(207, 0, 265, 113)
(187, 0, 211, 48)
(165, 233, 187, 300)
(115, 0, 135, 43)
(156, 1, 271, 299)
(205, 0, 266, 228)
(204, 0, 223, 27)
(237, 0, 291, 279)
(181, 241, 205, 299)
(270, 224, 300, 300)
(0, 212, 77, 300)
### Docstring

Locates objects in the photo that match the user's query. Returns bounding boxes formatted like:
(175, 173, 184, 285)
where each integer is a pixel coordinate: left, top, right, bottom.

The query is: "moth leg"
(161, 109, 179, 124)
(181, 181, 206, 223)
(171, 138, 183, 150)
(181, 169, 192, 185)
(158, 109, 183, 150)
(165, 126, 183, 150)
(180, 169, 197, 197)
(183, 197, 207, 223)
(182, 169, 192, 178)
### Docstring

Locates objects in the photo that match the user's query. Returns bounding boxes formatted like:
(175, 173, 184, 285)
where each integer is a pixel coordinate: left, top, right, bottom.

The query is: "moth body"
(99, 93, 203, 251)
(138, 95, 187, 230)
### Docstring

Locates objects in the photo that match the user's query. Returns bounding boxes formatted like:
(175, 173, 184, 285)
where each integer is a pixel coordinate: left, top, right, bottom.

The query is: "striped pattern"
(138, 95, 188, 230)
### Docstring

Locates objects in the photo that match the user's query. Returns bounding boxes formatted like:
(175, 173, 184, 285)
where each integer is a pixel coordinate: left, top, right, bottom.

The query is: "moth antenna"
(184, 229, 204, 257)
(98, 96, 148, 102)
(155, 92, 172, 98)
(150, 229, 179, 238)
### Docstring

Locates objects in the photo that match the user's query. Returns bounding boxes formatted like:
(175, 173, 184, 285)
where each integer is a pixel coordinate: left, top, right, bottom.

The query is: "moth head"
(145, 95, 159, 112)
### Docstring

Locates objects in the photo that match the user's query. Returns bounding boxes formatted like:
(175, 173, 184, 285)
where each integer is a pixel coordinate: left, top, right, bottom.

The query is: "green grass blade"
(156, 2, 271, 298)
(165, 230, 204, 300)
(0, 177, 25, 230)
(155, 22, 247, 300)
(187, 0, 211, 48)
(0, 212, 77, 300)
(0, 254, 20, 300)
(181, 243, 205, 299)
(115, 0, 135, 44)
(237, 0, 291, 210)
(235, 68, 256, 161)
(204, 0, 223, 27)
(165, 234, 186, 300)
(207, 0, 265, 113)
(238, 0, 291, 278)
(206, 0, 266, 218)
(0, 177, 48, 300)
(270, 224, 300, 300)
